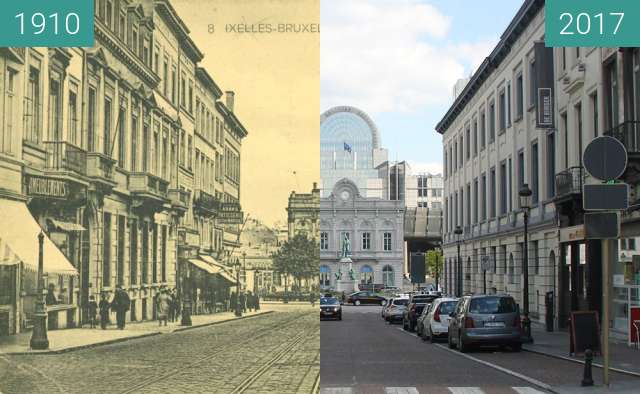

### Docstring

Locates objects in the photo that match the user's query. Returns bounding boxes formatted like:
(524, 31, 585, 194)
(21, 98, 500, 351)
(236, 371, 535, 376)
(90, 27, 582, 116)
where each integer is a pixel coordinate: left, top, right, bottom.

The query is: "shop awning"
(197, 255, 237, 284)
(0, 199, 78, 275)
(48, 219, 86, 232)
(188, 258, 217, 275)
(0, 237, 19, 266)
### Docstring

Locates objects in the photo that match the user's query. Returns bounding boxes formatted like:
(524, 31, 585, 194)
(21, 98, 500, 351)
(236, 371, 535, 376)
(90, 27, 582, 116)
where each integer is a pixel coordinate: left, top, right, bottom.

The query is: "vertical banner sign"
(0, 0, 94, 47)
(534, 41, 555, 129)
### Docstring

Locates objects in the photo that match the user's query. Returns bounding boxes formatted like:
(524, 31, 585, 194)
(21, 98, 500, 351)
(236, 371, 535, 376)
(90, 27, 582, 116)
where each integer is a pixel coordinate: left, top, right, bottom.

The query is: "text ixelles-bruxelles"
(209, 23, 320, 34)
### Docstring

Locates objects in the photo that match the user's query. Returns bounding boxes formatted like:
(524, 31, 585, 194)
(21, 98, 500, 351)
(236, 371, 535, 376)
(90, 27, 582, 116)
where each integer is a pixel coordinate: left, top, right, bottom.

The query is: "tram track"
(119, 310, 316, 394)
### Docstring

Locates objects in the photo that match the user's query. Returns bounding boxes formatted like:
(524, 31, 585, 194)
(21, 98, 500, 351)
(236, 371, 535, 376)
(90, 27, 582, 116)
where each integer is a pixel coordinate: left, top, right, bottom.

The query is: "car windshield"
(468, 297, 516, 314)
(393, 299, 409, 306)
(438, 301, 457, 315)
(320, 297, 339, 305)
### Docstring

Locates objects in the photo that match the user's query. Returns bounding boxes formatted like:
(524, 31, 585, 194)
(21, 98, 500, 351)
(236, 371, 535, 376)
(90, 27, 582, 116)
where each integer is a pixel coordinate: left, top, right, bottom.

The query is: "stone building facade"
(0, 0, 246, 337)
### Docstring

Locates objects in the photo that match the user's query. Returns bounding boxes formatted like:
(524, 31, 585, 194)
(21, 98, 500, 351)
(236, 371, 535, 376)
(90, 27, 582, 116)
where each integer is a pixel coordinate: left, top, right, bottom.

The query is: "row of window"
(446, 241, 542, 283)
(319, 232, 394, 252)
(195, 98, 226, 147)
(319, 264, 395, 287)
(102, 213, 168, 288)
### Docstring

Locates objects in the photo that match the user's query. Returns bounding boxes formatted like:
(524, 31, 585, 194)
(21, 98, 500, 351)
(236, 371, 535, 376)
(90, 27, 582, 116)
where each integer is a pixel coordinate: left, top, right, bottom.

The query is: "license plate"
(484, 322, 505, 327)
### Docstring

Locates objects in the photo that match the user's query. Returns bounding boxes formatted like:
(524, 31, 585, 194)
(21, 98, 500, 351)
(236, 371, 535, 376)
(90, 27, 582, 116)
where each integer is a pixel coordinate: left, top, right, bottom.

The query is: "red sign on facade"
(630, 306, 640, 346)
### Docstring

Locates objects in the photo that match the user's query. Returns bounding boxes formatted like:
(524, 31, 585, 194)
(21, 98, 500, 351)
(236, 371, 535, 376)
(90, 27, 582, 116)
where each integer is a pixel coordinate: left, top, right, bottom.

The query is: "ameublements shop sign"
(26, 175, 69, 198)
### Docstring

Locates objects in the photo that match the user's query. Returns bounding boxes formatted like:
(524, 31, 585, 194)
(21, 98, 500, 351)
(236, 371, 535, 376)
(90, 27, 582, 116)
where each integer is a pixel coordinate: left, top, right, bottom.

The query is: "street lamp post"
(519, 184, 533, 344)
(434, 247, 440, 293)
(235, 258, 242, 317)
(181, 259, 193, 326)
(30, 232, 49, 350)
(454, 226, 463, 297)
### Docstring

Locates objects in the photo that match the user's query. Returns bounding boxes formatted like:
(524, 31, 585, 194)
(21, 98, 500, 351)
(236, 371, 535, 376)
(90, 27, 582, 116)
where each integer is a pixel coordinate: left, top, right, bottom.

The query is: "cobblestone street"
(0, 306, 319, 394)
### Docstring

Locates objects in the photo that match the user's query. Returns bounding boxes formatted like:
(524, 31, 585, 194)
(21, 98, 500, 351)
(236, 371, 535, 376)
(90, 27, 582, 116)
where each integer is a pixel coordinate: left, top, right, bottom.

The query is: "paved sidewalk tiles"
(524, 326, 640, 377)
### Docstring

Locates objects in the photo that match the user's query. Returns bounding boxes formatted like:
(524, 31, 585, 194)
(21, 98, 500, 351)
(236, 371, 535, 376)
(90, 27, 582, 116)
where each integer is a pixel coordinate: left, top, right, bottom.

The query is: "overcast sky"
(321, 0, 524, 174)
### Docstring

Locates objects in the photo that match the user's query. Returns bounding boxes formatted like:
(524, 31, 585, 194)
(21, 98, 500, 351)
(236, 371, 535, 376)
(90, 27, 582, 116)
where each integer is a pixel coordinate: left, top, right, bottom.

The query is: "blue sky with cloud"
(321, 0, 524, 174)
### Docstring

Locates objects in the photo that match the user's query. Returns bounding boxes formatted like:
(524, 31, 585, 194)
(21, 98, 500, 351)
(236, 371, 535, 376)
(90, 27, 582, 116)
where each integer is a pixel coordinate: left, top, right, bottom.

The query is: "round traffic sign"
(582, 136, 628, 181)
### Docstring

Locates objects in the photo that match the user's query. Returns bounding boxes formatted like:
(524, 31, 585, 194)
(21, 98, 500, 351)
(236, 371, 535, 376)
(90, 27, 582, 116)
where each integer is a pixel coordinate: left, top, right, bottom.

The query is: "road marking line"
(447, 388, 485, 394)
(512, 388, 547, 394)
(385, 387, 419, 394)
(320, 388, 353, 394)
(434, 344, 553, 393)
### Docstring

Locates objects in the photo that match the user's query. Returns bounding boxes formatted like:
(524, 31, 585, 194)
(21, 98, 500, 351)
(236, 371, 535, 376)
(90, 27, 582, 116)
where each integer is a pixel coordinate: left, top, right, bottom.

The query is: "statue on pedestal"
(341, 233, 351, 259)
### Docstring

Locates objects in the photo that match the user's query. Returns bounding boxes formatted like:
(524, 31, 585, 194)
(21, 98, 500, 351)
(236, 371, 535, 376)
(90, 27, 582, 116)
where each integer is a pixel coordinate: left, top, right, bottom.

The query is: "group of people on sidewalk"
(230, 290, 260, 312)
(86, 285, 182, 330)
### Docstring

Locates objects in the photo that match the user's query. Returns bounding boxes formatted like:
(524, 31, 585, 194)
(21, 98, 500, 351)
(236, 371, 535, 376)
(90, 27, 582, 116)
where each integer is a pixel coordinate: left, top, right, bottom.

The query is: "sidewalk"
(0, 309, 271, 355)
(524, 325, 640, 377)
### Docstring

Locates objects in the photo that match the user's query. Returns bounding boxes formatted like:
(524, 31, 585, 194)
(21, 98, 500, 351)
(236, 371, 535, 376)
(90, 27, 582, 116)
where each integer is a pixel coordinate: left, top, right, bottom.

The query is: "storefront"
(612, 252, 640, 338)
(187, 256, 235, 314)
(0, 198, 78, 335)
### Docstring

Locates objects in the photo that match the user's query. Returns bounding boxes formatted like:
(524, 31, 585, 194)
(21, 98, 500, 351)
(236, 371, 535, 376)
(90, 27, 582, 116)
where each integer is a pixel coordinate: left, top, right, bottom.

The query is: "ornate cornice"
(94, 20, 160, 89)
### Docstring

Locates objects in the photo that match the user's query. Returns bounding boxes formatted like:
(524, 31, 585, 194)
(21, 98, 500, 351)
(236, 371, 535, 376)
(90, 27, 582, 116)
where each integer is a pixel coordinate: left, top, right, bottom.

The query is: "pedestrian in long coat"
(254, 293, 260, 311)
(230, 292, 237, 312)
(99, 293, 110, 330)
(156, 289, 171, 326)
(239, 292, 246, 313)
(111, 285, 130, 329)
(246, 291, 254, 312)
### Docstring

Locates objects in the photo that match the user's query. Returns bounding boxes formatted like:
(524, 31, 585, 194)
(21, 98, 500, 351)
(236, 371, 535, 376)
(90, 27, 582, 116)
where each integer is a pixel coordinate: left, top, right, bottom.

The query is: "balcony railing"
(86, 152, 116, 183)
(129, 173, 169, 200)
(44, 141, 86, 175)
(169, 189, 191, 211)
(605, 121, 640, 153)
(193, 189, 220, 215)
(555, 166, 583, 199)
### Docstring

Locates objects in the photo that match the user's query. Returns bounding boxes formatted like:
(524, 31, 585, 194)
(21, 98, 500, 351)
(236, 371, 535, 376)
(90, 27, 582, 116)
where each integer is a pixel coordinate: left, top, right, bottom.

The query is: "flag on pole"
(343, 142, 352, 153)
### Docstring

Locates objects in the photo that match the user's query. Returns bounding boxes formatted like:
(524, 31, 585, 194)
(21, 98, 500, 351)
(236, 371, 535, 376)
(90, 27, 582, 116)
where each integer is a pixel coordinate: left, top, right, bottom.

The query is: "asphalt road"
(320, 305, 637, 394)
(0, 305, 319, 394)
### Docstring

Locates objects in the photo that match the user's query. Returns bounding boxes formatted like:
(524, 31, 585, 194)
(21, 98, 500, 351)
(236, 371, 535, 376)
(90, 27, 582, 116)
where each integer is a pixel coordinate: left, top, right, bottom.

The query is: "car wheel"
(458, 334, 468, 353)
(511, 342, 522, 352)
(448, 332, 455, 349)
(429, 328, 436, 344)
(354, 300, 361, 306)
(338, 314, 342, 321)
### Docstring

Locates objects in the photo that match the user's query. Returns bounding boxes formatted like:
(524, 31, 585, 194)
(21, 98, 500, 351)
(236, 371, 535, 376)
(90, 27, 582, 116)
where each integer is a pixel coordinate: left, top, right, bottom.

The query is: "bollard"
(581, 349, 594, 387)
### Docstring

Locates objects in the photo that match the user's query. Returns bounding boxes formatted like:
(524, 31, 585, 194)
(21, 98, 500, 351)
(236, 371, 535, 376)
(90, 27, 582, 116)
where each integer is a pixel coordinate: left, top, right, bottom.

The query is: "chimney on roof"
(225, 91, 235, 113)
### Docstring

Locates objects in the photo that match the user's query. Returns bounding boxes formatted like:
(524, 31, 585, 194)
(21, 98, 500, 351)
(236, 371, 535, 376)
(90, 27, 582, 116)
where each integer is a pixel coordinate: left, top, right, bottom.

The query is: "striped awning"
(48, 219, 86, 232)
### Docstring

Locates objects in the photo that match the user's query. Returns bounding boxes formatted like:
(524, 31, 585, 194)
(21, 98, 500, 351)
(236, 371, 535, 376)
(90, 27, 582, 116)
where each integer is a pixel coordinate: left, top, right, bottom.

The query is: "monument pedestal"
(336, 256, 357, 294)
(336, 280, 358, 294)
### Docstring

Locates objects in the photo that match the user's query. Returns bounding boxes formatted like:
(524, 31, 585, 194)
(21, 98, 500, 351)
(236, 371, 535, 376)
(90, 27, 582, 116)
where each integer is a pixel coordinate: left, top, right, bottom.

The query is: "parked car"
(403, 294, 441, 332)
(415, 303, 433, 337)
(320, 297, 342, 320)
(381, 297, 394, 318)
(384, 297, 409, 323)
(419, 297, 458, 342)
(448, 295, 522, 352)
(347, 291, 387, 306)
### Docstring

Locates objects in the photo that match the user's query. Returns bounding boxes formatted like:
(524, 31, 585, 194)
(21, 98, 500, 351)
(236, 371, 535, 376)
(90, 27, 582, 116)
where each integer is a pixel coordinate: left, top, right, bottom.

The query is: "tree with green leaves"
(272, 233, 319, 301)
(426, 249, 443, 289)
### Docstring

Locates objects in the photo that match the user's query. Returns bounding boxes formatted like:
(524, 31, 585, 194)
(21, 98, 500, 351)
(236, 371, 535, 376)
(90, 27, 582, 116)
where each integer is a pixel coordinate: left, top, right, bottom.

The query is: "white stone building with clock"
(319, 106, 404, 290)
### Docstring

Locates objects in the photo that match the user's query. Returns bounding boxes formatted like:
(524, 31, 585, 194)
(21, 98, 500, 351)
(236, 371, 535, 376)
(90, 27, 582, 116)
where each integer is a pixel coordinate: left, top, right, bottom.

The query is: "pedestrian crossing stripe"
(320, 387, 547, 394)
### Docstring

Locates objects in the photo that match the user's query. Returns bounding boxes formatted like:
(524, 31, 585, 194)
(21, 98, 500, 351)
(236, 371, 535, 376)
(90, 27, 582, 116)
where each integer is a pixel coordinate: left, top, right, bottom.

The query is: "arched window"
(320, 265, 331, 288)
(360, 265, 374, 284)
(382, 265, 394, 287)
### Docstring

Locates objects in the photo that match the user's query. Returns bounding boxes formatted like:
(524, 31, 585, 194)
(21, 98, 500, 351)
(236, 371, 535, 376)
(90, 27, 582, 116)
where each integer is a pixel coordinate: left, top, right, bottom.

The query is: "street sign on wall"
(534, 41, 555, 129)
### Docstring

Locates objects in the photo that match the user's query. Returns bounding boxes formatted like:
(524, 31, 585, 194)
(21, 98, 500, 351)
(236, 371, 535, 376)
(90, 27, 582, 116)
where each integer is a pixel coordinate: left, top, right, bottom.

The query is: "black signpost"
(582, 135, 629, 386)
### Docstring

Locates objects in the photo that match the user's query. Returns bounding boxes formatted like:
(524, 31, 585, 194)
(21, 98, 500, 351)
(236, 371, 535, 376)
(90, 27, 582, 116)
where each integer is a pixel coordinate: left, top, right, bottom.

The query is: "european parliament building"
(319, 106, 404, 290)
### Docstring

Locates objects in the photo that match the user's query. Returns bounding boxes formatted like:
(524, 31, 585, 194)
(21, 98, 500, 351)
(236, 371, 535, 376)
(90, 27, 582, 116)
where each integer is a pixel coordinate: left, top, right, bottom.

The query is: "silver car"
(448, 295, 522, 352)
(384, 297, 409, 323)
